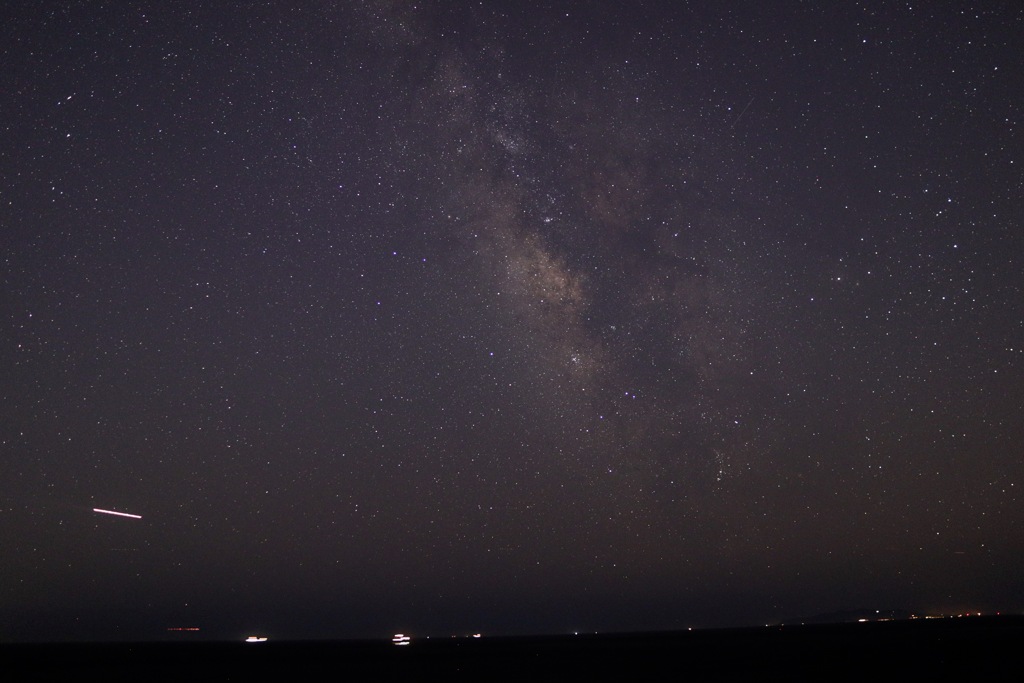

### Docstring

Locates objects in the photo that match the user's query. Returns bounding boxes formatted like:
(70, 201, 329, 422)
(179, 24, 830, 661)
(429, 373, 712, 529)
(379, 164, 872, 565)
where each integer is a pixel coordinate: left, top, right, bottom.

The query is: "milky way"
(2, 1, 1022, 641)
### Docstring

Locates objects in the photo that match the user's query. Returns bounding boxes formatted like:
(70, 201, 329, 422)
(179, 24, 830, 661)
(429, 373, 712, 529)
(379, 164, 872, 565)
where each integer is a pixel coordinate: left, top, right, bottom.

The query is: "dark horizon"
(7, 617, 1024, 683)
(6, 609, 1022, 646)
(2, 1, 1022, 644)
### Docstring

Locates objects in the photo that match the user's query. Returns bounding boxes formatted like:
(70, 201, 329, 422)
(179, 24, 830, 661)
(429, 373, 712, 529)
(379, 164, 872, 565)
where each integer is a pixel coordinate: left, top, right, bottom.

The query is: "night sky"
(2, 1, 1023, 642)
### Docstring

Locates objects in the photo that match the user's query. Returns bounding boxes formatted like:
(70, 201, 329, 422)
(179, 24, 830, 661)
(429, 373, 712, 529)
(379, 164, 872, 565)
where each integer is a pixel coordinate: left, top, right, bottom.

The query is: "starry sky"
(2, 1, 1023, 642)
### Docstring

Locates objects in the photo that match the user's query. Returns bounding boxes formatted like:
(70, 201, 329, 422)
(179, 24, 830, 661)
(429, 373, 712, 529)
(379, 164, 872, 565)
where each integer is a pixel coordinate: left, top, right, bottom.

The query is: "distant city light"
(393, 633, 411, 646)
(245, 636, 268, 643)
(166, 627, 200, 632)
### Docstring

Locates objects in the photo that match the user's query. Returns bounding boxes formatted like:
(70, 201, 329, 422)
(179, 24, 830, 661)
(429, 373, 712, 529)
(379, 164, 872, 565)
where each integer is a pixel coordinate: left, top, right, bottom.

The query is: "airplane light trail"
(93, 508, 142, 519)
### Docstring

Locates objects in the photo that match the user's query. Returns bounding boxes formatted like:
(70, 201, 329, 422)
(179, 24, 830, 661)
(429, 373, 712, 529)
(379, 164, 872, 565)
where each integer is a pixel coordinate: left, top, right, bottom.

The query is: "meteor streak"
(93, 508, 142, 519)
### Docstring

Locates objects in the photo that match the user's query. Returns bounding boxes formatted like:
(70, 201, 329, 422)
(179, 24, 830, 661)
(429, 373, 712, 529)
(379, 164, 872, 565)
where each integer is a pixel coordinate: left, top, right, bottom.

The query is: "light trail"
(93, 508, 142, 519)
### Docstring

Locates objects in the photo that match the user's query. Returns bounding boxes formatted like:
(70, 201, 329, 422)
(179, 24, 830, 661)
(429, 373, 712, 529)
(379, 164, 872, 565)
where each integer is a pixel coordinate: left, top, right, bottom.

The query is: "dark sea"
(5, 616, 1021, 682)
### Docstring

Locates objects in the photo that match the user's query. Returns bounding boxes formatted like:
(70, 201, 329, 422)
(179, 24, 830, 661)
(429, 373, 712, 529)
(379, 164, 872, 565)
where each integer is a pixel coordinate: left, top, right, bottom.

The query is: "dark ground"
(4, 615, 1021, 682)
